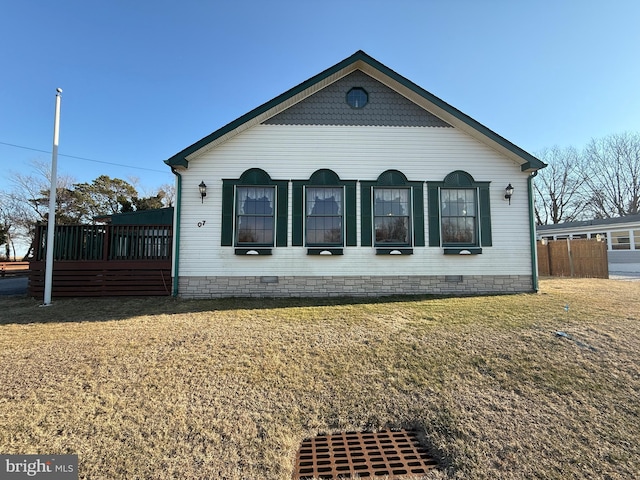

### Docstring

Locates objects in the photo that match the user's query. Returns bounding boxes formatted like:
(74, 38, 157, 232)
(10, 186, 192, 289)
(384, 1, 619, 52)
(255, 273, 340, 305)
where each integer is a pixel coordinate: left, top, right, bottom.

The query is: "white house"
(537, 214, 640, 274)
(164, 51, 546, 298)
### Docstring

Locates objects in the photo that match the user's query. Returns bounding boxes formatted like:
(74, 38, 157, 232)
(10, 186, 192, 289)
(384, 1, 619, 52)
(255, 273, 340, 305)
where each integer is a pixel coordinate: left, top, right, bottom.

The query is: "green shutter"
(241, 168, 271, 185)
(360, 183, 372, 247)
(221, 181, 234, 246)
(292, 182, 304, 246)
(412, 183, 425, 247)
(276, 181, 288, 247)
(479, 185, 492, 246)
(345, 183, 357, 246)
(427, 183, 441, 247)
(378, 169, 407, 186)
(316, 169, 339, 185)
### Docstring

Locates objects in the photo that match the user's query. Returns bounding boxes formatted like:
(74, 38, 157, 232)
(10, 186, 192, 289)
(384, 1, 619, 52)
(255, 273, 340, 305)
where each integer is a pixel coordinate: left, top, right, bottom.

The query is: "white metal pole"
(43, 88, 62, 306)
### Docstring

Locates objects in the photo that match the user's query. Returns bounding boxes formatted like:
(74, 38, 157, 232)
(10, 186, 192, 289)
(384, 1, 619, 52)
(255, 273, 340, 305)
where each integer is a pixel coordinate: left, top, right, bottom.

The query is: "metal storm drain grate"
(293, 429, 438, 479)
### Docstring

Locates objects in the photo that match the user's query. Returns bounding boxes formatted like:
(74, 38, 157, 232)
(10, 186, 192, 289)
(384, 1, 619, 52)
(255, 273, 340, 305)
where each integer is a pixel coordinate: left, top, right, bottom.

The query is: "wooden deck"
(29, 260, 171, 297)
(28, 224, 173, 297)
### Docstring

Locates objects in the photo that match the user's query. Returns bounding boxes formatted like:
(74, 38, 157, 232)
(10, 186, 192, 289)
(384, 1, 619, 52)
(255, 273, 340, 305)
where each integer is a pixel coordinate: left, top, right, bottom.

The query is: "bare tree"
(127, 177, 175, 209)
(7, 159, 77, 225)
(534, 145, 589, 225)
(158, 182, 176, 207)
(0, 199, 12, 260)
(583, 132, 640, 218)
(2, 160, 77, 258)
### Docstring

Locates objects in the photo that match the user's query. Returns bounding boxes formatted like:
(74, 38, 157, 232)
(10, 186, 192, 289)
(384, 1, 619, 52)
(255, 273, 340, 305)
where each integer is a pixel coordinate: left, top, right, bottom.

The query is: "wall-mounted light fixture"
(199, 181, 207, 203)
(504, 183, 514, 204)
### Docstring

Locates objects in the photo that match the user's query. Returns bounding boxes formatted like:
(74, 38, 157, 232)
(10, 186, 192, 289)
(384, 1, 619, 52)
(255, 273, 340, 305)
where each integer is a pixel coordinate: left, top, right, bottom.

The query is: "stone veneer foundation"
(177, 275, 534, 298)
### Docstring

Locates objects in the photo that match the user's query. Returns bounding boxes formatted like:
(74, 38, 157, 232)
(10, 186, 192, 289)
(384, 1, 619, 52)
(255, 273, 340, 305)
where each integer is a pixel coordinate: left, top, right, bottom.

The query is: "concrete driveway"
(610, 272, 640, 281)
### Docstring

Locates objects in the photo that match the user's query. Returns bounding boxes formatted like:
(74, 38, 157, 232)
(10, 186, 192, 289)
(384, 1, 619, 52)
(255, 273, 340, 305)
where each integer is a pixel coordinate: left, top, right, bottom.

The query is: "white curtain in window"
(237, 187, 274, 215)
(441, 189, 475, 217)
(374, 188, 408, 216)
(306, 187, 342, 215)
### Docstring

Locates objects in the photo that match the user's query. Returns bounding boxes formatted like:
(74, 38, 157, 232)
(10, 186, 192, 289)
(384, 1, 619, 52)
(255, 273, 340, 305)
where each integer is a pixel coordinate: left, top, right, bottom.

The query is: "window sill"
(443, 247, 482, 255)
(235, 248, 272, 255)
(376, 248, 413, 255)
(307, 248, 343, 255)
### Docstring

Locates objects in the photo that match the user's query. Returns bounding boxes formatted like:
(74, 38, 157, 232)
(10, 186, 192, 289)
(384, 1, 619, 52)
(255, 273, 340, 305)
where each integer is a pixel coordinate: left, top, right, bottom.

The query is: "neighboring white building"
(537, 214, 640, 274)
(164, 51, 546, 298)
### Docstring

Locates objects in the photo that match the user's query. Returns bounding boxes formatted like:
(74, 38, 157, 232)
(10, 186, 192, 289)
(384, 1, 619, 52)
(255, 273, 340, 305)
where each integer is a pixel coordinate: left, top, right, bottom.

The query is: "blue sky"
(2, 0, 639, 195)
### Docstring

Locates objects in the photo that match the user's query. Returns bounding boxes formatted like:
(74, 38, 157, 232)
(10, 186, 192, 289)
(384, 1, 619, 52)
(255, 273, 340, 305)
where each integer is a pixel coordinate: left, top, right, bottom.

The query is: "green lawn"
(1, 278, 639, 479)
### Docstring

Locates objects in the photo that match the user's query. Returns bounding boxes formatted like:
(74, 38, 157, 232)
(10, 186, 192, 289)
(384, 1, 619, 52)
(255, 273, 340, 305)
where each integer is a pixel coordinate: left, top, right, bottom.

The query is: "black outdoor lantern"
(199, 181, 207, 203)
(504, 183, 514, 204)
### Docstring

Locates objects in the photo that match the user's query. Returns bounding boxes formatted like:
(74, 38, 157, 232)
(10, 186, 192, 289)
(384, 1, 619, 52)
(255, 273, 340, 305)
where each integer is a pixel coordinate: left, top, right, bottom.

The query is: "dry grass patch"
(0, 278, 639, 479)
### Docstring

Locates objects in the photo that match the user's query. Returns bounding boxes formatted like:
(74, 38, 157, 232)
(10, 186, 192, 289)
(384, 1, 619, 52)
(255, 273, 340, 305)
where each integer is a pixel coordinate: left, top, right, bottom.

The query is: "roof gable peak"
(165, 50, 545, 172)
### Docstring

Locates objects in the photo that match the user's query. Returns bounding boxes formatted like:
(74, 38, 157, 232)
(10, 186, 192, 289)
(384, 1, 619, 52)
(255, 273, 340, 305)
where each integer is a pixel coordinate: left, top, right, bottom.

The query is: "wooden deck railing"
(33, 224, 172, 261)
(29, 224, 173, 297)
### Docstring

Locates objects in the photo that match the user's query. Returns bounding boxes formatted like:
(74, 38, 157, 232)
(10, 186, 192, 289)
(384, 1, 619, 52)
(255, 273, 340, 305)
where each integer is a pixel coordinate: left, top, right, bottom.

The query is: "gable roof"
(165, 50, 546, 172)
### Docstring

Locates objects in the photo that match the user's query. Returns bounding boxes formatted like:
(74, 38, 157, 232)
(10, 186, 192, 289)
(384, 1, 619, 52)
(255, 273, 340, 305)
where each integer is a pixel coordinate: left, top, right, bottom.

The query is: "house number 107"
(198, 220, 206, 227)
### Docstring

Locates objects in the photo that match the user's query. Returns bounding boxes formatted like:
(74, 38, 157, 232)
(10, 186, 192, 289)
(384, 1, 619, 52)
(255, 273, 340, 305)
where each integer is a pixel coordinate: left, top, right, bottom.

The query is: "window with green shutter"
(221, 168, 288, 254)
(292, 169, 356, 254)
(427, 170, 491, 254)
(361, 170, 424, 254)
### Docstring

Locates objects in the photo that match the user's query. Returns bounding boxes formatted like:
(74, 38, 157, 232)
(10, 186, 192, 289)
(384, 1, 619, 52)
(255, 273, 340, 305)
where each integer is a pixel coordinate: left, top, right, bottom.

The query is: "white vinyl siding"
(176, 124, 531, 277)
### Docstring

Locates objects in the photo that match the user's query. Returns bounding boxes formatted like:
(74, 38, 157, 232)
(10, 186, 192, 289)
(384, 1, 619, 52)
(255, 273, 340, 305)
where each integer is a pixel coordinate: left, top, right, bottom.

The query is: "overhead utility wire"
(0, 141, 170, 174)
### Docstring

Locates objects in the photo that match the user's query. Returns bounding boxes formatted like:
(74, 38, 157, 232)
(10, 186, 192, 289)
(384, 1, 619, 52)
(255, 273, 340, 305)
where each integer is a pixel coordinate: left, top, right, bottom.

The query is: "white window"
(305, 187, 343, 246)
(235, 186, 275, 246)
(611, 230, 631, 250)
(374, 187, 411, 246)
(440, 188, 477, 245)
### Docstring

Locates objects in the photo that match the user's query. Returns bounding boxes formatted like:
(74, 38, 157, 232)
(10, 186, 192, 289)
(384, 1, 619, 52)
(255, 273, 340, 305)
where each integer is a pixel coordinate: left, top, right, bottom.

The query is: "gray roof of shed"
(537, 214, 640, 232)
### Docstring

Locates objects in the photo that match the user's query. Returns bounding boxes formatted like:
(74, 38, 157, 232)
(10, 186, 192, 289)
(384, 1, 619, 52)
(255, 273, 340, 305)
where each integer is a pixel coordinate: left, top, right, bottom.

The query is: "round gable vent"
(346, 87, 368, 108)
